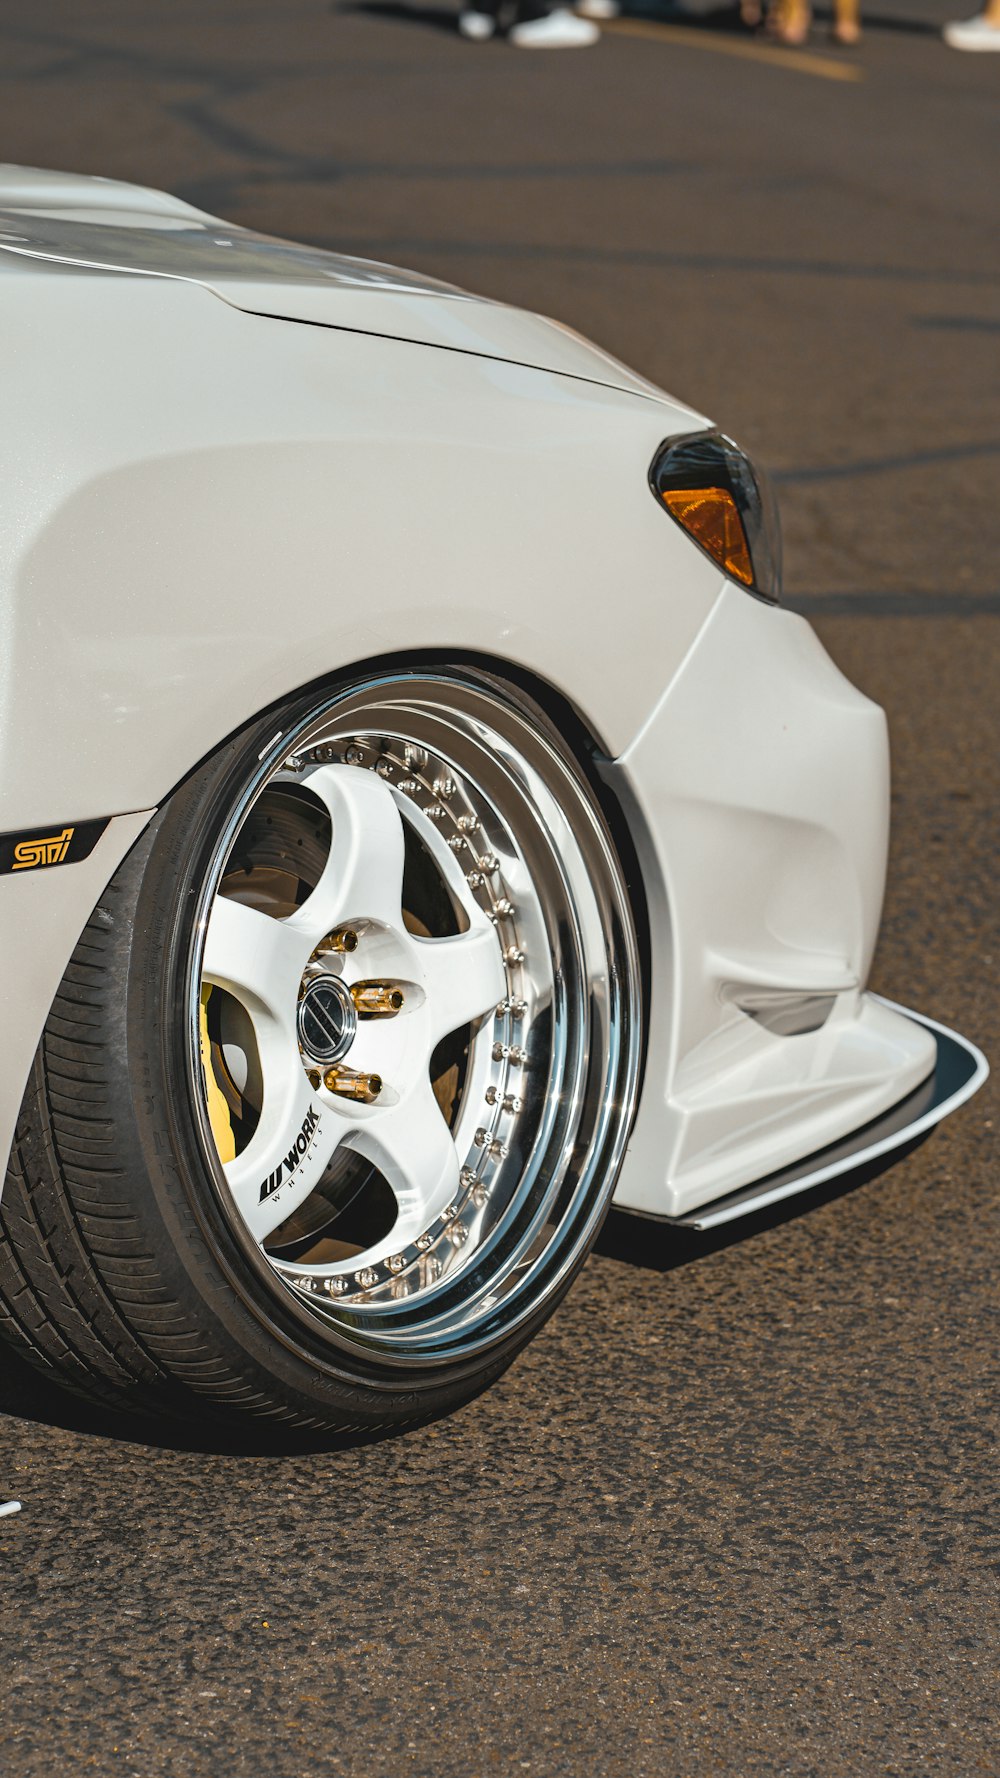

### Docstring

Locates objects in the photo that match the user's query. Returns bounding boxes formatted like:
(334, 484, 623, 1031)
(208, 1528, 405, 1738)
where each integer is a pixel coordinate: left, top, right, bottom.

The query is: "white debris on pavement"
(0, 1501, 22, 1518)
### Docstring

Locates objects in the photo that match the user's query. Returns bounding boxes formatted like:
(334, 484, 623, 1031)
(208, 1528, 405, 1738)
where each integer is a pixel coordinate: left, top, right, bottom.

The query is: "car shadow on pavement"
(0, 1137, 928, 1454)
(0, 1343, 432, 1455)
(595, 1132, 930, 1272)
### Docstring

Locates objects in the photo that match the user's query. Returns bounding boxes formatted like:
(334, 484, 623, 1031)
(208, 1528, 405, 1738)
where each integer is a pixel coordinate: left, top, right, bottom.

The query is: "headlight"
(649, 430, 782, 605)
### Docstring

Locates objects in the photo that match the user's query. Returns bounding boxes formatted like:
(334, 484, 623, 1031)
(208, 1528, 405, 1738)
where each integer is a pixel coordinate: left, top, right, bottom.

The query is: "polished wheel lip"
(184, 670, 642, 1373)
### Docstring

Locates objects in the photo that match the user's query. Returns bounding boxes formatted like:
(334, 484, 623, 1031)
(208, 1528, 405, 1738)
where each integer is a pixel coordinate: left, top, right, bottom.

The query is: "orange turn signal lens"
(649, 432, 782, 603)
(659, 486, 754, 588)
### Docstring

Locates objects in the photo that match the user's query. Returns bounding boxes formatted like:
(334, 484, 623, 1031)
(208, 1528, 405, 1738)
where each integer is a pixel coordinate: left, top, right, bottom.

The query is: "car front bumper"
(607, 582, 946, 1219)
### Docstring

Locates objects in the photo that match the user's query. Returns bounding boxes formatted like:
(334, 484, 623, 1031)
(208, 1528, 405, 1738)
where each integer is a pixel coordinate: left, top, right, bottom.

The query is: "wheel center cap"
(297, 975, 357, 1065)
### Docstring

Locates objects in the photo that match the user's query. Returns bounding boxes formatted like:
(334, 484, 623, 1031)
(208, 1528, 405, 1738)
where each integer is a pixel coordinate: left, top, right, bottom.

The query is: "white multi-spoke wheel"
(0, 671, 641, 1432)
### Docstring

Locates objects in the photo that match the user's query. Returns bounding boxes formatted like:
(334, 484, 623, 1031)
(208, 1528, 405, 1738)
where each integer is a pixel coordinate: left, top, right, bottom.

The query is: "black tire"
(0, 670, 641, 1436)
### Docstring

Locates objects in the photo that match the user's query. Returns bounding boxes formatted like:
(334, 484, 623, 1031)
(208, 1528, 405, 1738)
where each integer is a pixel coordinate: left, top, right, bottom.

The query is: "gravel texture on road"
(0, 4, 997, 1774)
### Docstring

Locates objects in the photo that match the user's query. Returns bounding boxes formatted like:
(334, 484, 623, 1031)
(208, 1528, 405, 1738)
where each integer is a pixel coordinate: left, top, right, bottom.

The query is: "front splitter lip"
(661, 996, 989, 1231)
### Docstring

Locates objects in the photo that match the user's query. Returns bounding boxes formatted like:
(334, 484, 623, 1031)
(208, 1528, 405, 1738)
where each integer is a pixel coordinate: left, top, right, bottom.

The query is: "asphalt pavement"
(1, 4, 997, 1774)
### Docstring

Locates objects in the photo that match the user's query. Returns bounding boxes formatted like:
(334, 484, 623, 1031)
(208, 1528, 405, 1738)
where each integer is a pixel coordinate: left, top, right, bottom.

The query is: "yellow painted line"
(604, 16, 865, 80)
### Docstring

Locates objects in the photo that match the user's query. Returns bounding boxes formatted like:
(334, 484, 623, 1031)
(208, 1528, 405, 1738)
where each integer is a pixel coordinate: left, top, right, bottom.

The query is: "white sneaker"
(577, 0, 619, 16)
(510, 7, 600, 43)
(459, 8, 498, 37)
(943, 12, 1000, 46)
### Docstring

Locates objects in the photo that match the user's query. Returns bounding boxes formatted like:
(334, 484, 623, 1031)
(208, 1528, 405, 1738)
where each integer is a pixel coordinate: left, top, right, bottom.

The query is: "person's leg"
(767, 0, 811, 44)
(832, 0, 861, 43)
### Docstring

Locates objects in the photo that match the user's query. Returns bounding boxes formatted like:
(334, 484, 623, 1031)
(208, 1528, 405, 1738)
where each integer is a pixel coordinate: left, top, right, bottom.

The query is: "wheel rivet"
(387, 1254, 406, 1273)
(504, 946, 525, 966)
(398, 778, 419, 794)
(489, 1139, 509, 1160)
(376, 758, 394, 778)
(457, 814, 478, 832)
(508, 1046, 528, 1066)
(434, 777, 456, 799)
(460, 1167, 477, 1188)
(467, 870, 485, 889)
(494, 898, 514, 917)
(474, 1127, 490, 1147)
(479, 854, 499, 874)
(355, 1268, 378, 1289)
(345, 744, 367, 766)
(487, 1086, 521, 1113)
(417, 1233, 434, 1251)
(325, 1276, 350, 1295)
(405, 745, 428, 772)
(492, 1042, 509, 1061)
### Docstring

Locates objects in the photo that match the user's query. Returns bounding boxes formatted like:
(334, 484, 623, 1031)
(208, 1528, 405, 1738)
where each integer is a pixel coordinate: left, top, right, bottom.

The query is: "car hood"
(0, 164, 678, 404)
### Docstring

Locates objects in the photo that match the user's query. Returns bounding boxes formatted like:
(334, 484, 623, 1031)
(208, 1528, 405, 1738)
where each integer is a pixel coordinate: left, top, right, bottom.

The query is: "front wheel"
(0, 669, 641, 1434)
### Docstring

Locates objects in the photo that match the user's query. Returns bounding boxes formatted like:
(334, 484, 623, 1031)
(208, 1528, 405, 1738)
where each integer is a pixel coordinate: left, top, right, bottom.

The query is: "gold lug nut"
(351, 981, 405, 1018)
(314, 927, 359, 957)
(323, 1066, 382, 1103)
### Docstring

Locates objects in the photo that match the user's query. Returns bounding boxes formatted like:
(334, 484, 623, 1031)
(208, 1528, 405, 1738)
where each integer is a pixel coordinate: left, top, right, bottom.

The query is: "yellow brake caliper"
(199, 986, 237, 1164)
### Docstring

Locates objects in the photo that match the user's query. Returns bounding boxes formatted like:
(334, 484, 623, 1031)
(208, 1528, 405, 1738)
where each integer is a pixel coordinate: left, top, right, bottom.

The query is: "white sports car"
(0, 166, 986, 1435)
